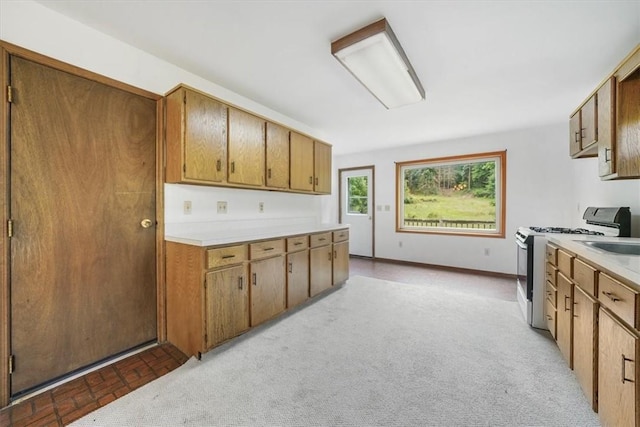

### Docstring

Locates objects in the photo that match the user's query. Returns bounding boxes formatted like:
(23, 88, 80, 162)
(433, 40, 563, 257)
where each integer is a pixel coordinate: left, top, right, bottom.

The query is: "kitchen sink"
(579, 241, 640, 256)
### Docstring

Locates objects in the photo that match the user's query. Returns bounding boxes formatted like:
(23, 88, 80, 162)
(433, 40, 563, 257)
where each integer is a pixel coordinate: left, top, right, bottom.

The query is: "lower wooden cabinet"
(556, 272, 574, 369)
(333, 240, 349, 285)
(573, 285, 598, 411)
(598, 307, 639, 427)
(205, 265, 249, 349)
(310, 245, 332, 297)
(287, 249, 309, 308)
(250, 255, 286, 326)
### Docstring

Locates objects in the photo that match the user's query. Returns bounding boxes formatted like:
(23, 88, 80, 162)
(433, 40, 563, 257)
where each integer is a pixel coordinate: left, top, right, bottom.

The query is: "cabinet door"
(287, 250, 309, 308)
(598, 308, 639, 427)
(228, 107, 265, 186)
(580, 95, 597, 152)
(290, 132, 314, 191)
(266, 122, 290, 189)
(314, 141, 332, 194)
(573, 286, 598, 411)
(556, 272, 573, 368)
(204, 265, 249, 350)
(250, 256, 286, 326)
(184, 89, 227, 182)
(333, 241, 349, 285)
(615, 66, 640, 178)
(310, 245, 332, 297)
(598, 77, 616, 177)
(569, 111, 581, 156)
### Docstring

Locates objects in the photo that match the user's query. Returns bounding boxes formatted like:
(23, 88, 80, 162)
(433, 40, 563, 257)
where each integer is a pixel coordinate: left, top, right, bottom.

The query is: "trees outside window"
(347, 176, 368, 214)
(396, 151, 506, 237)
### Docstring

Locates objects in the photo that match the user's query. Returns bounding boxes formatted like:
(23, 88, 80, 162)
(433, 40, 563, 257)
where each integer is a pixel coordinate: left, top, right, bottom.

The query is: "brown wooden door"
(228, 107, 265, 186)
(250, 256, 286, 327)
(313, 141, 332, 194)
(290, 132, 314, 192)
(597, 77, 616, 177)
(572, 286, 598, 411)
(287, 250, 309, 308)
(205, 265, 249, 350)
(266, 122, 290, 189)
(556, 272, 573, 369)
(9, 57, 157, 395)
(310, 245, 332, 297)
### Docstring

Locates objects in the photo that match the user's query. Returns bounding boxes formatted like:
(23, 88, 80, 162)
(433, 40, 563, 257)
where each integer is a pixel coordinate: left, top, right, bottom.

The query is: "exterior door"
(340, 168, 373, 257)
(9, 56, 157, 395)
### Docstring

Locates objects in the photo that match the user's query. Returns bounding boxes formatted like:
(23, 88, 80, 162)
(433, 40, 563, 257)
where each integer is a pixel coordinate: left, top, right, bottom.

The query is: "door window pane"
(347, 176, 368, 214)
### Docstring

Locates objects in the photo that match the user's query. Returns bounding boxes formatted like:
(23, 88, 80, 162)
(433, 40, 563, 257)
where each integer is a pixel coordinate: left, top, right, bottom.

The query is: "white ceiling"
(36, 1, 640, 155)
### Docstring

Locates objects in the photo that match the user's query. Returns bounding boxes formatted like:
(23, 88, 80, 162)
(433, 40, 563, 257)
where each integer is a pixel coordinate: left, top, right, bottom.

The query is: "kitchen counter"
(165, 218, 348, 247)
(546, 235, 640, 286)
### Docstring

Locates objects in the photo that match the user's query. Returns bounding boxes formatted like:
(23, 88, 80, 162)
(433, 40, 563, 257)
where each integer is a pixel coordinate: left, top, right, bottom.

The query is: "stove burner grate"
(529, 226, 604, 236)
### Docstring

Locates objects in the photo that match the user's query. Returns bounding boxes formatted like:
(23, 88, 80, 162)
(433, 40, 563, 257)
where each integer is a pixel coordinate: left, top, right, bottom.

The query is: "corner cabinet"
(166, 227, 349, 358)
(165, 84, 332, 194)
(166, 86, 227, 184)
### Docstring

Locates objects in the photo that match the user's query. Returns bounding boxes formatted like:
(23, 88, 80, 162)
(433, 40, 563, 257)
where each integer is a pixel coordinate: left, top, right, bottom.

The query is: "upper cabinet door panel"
(228, 107, 265, 186)
(580, 95, 597, 151)
(569, 112, 581, 157)
(290, 132, 314, 192)
(314, 141, 331, 194)
(184, 89, 228, 182)
(266, 122, 290, 189)
(598, 77, 616, 177)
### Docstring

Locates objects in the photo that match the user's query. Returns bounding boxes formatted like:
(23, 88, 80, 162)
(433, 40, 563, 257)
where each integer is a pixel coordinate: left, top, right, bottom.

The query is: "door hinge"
(7, 219, 13, 238)
(6, 86, 13, 103)
(8, 355, 14, 374)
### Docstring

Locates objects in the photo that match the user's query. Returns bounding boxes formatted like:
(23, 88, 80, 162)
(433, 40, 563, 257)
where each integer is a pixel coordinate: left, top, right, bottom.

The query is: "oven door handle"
(516, 239, 528, 249)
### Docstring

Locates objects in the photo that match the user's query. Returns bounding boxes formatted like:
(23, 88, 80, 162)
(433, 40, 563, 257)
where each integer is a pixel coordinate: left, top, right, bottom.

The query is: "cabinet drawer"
(250, 239, 285, 260)
(545, 297, 557, 339)
(333, 229, 349, 243)
(287, 235, 309, 251)
(598, 272, 639, 329)
(557, 249, 573, 278)
(206, 245, 247, 269)
(546, 244, 558, 265)
(545, 263, 557, 286)
(546, 280, 557, 308)
(310, 232, 332, 248)
(574, 258, 598, 296)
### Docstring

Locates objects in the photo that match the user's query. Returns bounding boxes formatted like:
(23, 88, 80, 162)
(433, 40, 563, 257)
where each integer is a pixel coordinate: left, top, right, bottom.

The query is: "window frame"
(395, 150, 506, 238)
(346, 175, 369, 215)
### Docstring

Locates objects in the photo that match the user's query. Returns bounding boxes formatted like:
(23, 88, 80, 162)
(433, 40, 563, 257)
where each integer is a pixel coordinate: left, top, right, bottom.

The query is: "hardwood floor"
(0, 257, 515, 426)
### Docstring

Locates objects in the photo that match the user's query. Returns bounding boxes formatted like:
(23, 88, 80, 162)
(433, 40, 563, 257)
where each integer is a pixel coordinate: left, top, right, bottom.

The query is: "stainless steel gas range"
(515, 207, 631, 329)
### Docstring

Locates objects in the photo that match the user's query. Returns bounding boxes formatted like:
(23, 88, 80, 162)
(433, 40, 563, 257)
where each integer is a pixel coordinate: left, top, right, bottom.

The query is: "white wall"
(334, 122, 640, 275)
(0, 0, 331, 226)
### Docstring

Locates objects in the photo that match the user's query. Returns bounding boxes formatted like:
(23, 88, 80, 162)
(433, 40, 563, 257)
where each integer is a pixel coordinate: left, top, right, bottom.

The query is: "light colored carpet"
(71, 276, 599, 426)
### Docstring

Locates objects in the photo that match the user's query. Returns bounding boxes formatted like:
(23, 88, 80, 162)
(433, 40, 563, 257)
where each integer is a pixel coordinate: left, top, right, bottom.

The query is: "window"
(347, 176, 368, 214)
(396, 151, 506, 237)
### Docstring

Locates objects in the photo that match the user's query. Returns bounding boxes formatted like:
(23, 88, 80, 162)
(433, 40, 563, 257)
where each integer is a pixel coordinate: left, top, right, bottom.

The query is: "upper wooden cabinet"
(228, 107, 265, 187)
(166, 86, 227, 183)
(290, 132, 314, 192)
(165, 84, 332, 194)
(570, 44, 640, 180)
(314, 141, 332, 194)
(266, 122, 290, 189)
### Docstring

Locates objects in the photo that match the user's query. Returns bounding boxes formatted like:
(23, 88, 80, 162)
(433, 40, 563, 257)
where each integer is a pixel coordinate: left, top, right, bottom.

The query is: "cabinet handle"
(294, 242, 303, 246)
(602, 290, 621, 302)
(334, 250, 337, 259)
(315, 177, 319, 186)
(222, 255, 236, 259)
(231, 161, 235, 173)
(328, 251, 332, 261)
(238, 276, 243, 290)
(268, 168, 272, 179)
(288, 262, 292, 273)
(622, 354, 634, 384)
(574, 131, 580, 143)
(263, 247, 274, 251)
(580, 127, 586, 139)
(546, 314, 552, 320)
(318, 238, 326, 241)
(216, 159, 221, 171)
(252, 273, 257, 286)
(563, 295, 571, 312)
(309, 176, 313, 184)
(604, 147, 611, 162)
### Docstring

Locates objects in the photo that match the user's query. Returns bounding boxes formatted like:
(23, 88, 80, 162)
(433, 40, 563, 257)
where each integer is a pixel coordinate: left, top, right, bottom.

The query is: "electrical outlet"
(259, 202, 264, 213)
(399, 241, 403, 248)
(385, 205, 391, 211)
(484, 248, 490, 256)
(217, 201, 227, 214)
(184, 201, 192, 215)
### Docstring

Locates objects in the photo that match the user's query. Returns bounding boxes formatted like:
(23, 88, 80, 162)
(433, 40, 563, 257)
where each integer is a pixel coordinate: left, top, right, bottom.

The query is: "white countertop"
(546, 235, 640, 287)
(165, 219, 348, 247)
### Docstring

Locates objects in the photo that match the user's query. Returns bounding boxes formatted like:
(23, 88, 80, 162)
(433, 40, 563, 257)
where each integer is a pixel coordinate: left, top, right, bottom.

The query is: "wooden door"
(250, 256, 286, 326)
(9, 57, 157, 395)
(573, 286, 598, 411)
(228, 107, 265, 186)
(332, 241, 349, 285)
(598, 308, 639, 427)
(287, 250, 309, 308)
(314, 141, 332, 194)
(205, 265, 249, 349)
(290, 132, 314, 192)
(183, 89, 227, 183)
(569, 111, 581, 156)
(556, 272, 573, 369)
(310, 246, 332, 297)
(266, 122, 289, 189)
(580, 95, 597, 151)
(598, 77, 616, 177)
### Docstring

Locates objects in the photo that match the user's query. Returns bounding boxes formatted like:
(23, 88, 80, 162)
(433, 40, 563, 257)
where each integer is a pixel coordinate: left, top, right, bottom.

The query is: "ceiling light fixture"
(331, 17, 425, 109)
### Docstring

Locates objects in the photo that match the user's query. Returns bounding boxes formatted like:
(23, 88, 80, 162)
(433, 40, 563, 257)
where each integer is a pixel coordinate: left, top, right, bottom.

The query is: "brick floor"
(0, 343, 188, 427)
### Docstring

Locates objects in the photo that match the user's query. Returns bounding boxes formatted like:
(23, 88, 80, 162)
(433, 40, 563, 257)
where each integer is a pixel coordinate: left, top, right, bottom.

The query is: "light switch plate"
(217, 201, 227, 214)
(259, 202, 264, 213)
(184, 200, 192, 215)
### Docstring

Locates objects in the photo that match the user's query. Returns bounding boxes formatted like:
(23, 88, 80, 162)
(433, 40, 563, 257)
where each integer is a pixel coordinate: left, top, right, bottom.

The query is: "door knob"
(140, 219, 154, 229)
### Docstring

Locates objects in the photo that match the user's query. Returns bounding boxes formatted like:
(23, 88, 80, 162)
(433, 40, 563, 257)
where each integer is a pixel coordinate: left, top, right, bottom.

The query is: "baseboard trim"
(352, 256, 516, 280)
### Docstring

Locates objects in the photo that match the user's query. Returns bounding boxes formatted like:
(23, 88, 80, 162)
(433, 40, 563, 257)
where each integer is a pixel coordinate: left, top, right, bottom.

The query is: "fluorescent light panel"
(332, 18, 425, 109)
